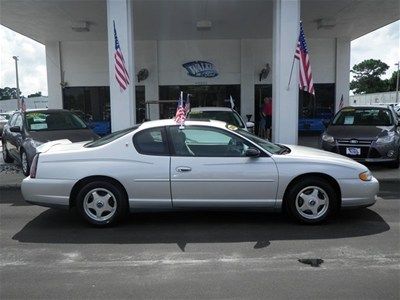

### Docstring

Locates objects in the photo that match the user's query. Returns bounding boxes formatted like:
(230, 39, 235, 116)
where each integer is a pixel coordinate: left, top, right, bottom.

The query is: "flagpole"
(286, 55, 296, 91)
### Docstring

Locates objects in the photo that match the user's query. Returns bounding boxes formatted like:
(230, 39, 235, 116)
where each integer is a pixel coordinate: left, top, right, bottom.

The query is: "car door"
(130, 126, 172, 208)
(7, 113, 23, 160)
(168, 125, 279, 208)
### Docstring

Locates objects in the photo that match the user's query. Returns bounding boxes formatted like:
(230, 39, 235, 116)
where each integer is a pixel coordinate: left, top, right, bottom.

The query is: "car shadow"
(12, 208, 389, 251)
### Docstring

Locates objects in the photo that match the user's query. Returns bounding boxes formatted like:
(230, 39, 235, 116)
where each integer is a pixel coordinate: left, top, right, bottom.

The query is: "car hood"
(326, 125, 395, 140)
(280, 144, 364, 170)
(27, 129, 98, 143)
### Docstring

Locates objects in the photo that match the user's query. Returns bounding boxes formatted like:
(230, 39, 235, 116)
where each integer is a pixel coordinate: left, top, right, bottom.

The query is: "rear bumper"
(339, 176, 379, 208)
(21, 177, 75, 209)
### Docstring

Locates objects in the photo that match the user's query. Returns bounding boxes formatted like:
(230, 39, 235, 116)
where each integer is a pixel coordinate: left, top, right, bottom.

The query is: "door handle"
(176, 166, 192, 172)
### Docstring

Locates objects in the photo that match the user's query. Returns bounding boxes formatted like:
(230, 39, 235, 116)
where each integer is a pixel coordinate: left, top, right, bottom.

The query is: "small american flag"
(295, 22, 315, 95)
(175, 92, 186, 125)
(113, 21, 130, 91)
(338, 95, 344, 110)
(184, 94, 191, 113)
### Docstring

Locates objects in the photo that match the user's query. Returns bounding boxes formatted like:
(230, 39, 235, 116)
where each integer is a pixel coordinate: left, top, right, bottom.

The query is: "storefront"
(1, 0, 397, 143)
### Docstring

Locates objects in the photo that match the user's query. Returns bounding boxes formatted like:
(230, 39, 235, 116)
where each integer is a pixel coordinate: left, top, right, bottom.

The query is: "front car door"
(168, 125, 279, 208)
(7, 113, 23, 160)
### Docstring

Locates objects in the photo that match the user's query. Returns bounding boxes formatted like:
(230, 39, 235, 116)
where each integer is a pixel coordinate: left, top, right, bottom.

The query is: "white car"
(187, 107, 255, 131)
(21, 119, 378, 226)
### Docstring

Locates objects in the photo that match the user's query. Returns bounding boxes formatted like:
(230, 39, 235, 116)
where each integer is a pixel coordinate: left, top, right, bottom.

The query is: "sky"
(0, 20, 399, 96)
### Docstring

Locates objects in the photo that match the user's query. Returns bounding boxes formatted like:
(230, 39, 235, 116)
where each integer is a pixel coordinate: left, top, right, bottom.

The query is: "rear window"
(25, 111, 88, 131)
(332, 108, 393, 126)
(85, 126, 139, 147)
(187, 110, 245, 128)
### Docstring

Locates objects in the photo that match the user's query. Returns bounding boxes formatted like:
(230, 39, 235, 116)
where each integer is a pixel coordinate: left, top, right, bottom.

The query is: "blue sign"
(182, 61, 218, 78)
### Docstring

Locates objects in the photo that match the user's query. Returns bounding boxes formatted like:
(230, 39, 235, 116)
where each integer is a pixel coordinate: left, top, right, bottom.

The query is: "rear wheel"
(286, 177, 339, 224)
(20, 150, 30, 176)
(2, 141, 13, 163)
(76, 180, 128, 226)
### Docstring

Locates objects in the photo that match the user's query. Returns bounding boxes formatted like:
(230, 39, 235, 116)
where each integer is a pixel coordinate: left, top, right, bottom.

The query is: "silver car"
(321, 106, 400, 168)
(22, 119, 378, 226)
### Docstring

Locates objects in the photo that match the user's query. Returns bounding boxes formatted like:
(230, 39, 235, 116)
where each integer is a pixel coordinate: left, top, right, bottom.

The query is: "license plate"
(346, 147, 361, 156)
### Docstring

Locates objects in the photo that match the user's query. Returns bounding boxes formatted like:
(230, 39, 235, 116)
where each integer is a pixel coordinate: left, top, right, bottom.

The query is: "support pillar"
(107, 0, 136, 131)
(335, 38, 351, 111)
(272, 0, 300, 144)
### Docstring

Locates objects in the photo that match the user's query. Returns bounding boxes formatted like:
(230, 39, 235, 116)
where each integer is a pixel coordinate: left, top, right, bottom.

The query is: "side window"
(14, 115, 23, 128)
(133, 127, 169, 156)
(9, 114, 18, 126)
(169, 126, 251, 157)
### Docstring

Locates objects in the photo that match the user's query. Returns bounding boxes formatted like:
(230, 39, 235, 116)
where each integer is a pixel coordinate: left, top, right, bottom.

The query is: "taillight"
(30, 154, 39, 178)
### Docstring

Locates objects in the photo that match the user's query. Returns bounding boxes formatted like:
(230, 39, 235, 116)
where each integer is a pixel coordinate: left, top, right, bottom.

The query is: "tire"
(20, 150, 30, 176)
(285, 177, 339, 224)
(2, 141, 13, 163)
(76, 180, 128, 227)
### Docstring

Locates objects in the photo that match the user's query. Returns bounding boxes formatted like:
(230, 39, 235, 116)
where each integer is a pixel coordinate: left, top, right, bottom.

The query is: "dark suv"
(321, 106, 400, 168)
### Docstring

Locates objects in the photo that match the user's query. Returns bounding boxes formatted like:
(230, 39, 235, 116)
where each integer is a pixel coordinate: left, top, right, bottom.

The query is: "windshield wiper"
(278, 146, 290, 155)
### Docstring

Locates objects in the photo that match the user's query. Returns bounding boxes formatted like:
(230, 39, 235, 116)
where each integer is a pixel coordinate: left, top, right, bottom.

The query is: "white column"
(45, 41, 63, 109)
(272, 0, 300, 144)
(107, 0, 136, 131)
(335, 38, 351, 112)
(240, 39, 255, 121)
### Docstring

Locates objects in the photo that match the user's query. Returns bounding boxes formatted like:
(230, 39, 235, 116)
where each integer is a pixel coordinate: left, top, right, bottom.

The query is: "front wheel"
(286, 178, 339, 224)
(76, 180, 128, 226)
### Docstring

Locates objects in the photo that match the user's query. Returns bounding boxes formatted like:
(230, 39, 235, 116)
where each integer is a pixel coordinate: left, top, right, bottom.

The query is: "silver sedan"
(21, 119, 379, 226)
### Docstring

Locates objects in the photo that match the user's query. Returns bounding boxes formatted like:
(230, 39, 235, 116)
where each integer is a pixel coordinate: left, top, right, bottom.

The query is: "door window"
(133, 127, 169, 155)
(169, 126, 251, 157)
(14, 115, 23, 129)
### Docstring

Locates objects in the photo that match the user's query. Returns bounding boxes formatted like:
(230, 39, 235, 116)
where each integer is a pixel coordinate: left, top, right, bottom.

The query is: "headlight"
(359, 170, 372, 181)
(322, 133, 334, 143)
(376, 132, 395, 144)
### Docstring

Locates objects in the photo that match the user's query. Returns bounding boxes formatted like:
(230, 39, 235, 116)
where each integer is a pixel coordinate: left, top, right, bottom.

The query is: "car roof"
(139, 118, 228, 130)
(189, 106, 234, 112)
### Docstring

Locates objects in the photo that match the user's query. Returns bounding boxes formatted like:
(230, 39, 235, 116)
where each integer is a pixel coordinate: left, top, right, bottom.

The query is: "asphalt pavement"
(0, 183, 399, 299)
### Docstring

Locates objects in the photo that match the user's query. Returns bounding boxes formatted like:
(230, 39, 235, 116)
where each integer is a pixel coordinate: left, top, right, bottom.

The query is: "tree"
(0, 87, 21, 100)
(385, 70, 399, 92)
(27, 91, 42, 98)
(350, 59, 389, 94)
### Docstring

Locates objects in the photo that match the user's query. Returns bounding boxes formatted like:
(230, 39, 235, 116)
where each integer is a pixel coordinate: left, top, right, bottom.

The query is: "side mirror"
(10, 126, 21, 133)
(246, 122, 255, 128)
(245, 148, 260, 158)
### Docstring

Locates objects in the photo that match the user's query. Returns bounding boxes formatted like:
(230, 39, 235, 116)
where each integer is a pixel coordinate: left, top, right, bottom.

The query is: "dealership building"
(1, 0, 398, 143)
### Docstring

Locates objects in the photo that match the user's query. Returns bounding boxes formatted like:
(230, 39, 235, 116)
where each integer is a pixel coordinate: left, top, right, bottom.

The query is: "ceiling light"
(71, 21, 90, 32)
(196, 20, 212, 31)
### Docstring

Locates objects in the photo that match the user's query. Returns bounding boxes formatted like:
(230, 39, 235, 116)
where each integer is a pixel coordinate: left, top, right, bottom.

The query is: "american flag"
(338, 94, 344, 109)
(295, 22, 315, 95)
(113, 21, 130, 91)
(175, 92, 186, 124)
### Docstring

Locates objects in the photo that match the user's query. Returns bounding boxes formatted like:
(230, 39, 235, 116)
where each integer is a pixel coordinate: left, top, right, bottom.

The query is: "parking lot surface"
(0, 182, 399, 299)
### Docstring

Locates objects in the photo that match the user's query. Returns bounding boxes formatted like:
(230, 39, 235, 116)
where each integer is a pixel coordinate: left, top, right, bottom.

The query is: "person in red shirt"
(262, 97, 272, 140)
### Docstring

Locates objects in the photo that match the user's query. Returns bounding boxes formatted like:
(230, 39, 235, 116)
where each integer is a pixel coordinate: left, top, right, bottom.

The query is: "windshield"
(85, 125, 139, 147)
(332, 108, 393, 126)
(188, 110, 245, 128)
(25, 111, 88, 131)
(226, 125, 287, 154)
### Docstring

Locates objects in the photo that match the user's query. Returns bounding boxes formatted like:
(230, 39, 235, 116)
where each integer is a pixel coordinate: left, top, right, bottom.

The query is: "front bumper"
(21, 177, 76, 209)
(322, 139, 398, 163)
(339, 176, 379, 208)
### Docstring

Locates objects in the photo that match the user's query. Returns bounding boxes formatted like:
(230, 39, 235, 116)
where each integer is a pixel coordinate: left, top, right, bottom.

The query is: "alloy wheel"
(83, 188, 117, 222)
(295, 186, 330, 220)
(21, 152, 28, 174)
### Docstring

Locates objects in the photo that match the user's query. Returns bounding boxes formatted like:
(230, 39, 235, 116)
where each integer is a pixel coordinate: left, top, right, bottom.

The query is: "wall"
(350, 91, 400, 105)
(0, 96, 49, 112)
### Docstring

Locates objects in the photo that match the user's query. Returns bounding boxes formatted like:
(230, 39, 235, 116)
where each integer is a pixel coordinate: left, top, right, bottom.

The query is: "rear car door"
(168, 125, 279, 208)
